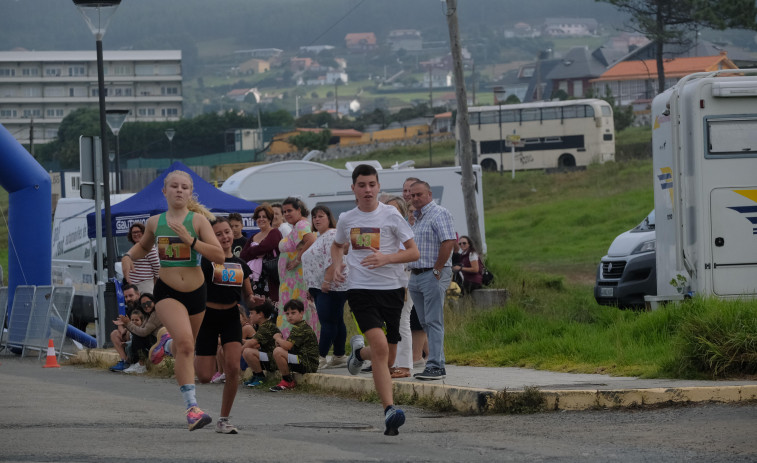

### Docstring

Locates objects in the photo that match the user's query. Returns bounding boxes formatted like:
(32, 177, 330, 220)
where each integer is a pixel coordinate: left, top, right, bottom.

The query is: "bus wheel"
(481, 159, 497, 172)
(558, 153, 576, 168)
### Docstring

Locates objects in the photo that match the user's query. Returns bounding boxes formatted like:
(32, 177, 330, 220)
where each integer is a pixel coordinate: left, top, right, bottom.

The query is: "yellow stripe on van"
(734, 189, 757, 203)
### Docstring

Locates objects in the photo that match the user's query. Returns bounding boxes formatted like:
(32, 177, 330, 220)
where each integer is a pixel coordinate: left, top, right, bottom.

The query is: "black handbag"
(480, 259, 494, 286)
(261, 253, 280, 285)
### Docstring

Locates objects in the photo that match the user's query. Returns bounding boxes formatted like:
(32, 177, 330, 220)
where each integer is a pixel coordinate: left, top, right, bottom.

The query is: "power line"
(308, 0, 368, 46)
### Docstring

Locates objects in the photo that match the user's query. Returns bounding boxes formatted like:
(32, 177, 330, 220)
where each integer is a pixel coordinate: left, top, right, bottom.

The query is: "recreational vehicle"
(220, 160, 487, 251)
(651, 70, 757, 302)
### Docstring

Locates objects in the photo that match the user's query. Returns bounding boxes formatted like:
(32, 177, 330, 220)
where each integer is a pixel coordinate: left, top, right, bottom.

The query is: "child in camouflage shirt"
(242, 301, 280, 387)
(269, 299, 319, 391)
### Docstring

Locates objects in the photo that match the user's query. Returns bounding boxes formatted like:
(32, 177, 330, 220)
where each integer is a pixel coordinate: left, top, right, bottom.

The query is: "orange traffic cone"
(43, 339, 60, 368)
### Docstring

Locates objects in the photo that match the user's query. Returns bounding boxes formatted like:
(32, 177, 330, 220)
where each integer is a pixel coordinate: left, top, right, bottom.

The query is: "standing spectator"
(195, 216, 263, 434)
(325, 164, 419, 436)
(124, 169, 225, 431)
(453, 235, 483, 295)
(118, 293, 163, 374)
(271, 203, 292, 239)
(277, 197, 316, 337)
(379, 194, 413, 378)
(240, 204, 282, 302)
(408, 180, 456, 381)
(121, 223, 160, 295)
(302, 205, 348, 370)
(402, 177, 427, 367)
(228, 213, 248, 258)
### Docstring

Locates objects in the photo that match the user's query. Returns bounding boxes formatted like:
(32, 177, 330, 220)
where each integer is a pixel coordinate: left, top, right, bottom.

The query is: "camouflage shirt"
(253, 319, 280, 355)
(287, 320, 319, 373)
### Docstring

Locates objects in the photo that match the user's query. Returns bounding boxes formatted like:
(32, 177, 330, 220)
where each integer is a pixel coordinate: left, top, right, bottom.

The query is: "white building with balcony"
(0, 50, 182, 145)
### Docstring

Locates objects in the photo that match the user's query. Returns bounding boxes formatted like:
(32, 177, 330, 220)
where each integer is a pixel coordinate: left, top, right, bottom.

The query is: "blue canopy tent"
(87, 161, 259, 239)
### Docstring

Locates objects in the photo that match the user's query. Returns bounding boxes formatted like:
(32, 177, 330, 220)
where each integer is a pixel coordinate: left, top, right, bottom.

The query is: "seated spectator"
(109, 284, 142, 372)
(269, 300, 318, 391)
(119, 293, 163, 374)
(453, 235, 483, 295)
(109, 308, 145, 372)
(242, 301, 280, 387)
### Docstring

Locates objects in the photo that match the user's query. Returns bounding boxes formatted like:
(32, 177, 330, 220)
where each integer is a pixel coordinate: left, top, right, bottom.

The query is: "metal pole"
(512, 129, 516, 179)
(498, 102, 503, 176)
(114, 134, 120, 193)
(428, 122, 432, 167)
(96, 38, 115, 279)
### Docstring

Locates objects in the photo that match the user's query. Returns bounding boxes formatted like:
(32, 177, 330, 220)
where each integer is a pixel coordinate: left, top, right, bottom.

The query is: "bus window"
(542, 107, 560, 120)
(480, 110, 497, 124)
(469, 112, 479, 126)
(584, 105, 595, 117)
(601, 105, 612, 117)
(562, 106, 579, 119)
(707, 118, 757, 156)
(521, 108, 539, 122)
(501, 110, 517, 123)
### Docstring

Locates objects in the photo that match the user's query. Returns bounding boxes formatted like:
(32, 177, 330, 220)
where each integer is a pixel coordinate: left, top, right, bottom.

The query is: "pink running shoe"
(186, 406, 212, 431)
(150, 330, 172, 365)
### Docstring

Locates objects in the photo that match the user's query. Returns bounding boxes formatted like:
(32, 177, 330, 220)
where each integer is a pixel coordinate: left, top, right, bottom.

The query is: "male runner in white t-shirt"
(324, 163, 419, 436)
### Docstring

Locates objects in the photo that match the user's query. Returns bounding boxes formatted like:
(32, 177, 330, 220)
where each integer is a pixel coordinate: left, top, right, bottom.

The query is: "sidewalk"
(76, 349, 757, 413)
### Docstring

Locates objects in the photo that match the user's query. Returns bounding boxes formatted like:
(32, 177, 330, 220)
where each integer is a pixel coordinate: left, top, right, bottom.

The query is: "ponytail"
(187, 194, 215, 221)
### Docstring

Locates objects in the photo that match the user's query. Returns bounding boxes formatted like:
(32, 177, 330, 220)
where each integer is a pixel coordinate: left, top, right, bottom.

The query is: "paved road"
(1, 357, 756, 462)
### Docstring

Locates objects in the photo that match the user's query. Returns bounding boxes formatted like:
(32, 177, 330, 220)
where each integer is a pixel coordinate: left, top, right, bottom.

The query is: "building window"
(70, 87, 86, 97)
(44, 87, 65, 97)
(22, 68, 39, 77)
(68, 66, 86, 76)
(46, 108, 64, 117)
(113, 65, 129, 75)
(45, 128, 59, 139)
(22, 109, 42, 118)
(0, 109, 17, 117)
(135, 64, 154, 76)
(91, 88, 109, 97)
(45, 68, 62, 77)
(138, 108, 156, 116)
(162, 108, 178, 117)
(23, 87, 42, 97)
(124, 88, 132, 96)
(161, 86, 179, 95)
(0, 68, 15, 77)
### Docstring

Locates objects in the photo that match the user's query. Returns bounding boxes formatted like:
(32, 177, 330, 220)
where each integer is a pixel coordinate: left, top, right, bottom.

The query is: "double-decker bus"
(461, 98, 615, 172)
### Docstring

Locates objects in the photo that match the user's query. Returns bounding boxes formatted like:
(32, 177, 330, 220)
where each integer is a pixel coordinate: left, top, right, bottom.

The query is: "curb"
(75, 349, 757, 413)
(301, 373, 757, 413)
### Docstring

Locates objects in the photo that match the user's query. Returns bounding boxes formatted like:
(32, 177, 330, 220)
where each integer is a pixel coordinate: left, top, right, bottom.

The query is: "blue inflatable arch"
(0, 123, 51, 344)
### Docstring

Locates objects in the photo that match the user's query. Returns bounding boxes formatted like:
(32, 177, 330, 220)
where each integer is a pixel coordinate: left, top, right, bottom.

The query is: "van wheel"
(481, 159, 498, 172)
(558, 153, 576, 168)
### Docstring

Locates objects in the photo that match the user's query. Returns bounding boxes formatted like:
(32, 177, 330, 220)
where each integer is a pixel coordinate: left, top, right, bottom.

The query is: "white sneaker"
(318, 356, 329, 370)
(124, 363, 147, 374)
(215, 418, 238, 434)
(327, 355, 348, 369)
(210, 372, 226, 383)
(347, 335, 365, 375)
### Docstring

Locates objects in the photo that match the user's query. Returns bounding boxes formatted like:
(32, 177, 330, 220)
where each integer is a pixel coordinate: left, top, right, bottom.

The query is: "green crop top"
(155, 211, 201, 267)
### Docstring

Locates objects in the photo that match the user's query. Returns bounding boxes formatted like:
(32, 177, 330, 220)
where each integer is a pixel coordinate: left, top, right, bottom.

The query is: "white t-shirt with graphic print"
(334, 202, 414, 290)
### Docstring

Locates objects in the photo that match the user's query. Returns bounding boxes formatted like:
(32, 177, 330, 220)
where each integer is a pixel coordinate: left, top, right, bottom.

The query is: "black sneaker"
(413, 367, 446, 380)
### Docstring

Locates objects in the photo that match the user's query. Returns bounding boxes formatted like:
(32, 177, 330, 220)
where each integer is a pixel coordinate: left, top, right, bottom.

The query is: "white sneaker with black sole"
(347, 335, 365, 375)
(215, 419, 238, 434)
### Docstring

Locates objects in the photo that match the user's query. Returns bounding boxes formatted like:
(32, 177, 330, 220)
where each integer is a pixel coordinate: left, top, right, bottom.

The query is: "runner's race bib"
(157, 236, 191, 261)
(350, 227, 381, 250)
(213, 262, 244, 287)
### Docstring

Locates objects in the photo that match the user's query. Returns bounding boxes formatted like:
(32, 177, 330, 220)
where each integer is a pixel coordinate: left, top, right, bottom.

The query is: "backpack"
(480, 258, 494, 286)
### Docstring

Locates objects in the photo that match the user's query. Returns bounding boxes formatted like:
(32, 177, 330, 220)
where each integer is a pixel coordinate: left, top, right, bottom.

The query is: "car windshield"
(633, 210, 655, 232)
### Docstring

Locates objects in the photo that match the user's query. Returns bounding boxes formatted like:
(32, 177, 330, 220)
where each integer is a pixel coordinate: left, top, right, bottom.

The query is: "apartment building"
(0, 50, 182, 145)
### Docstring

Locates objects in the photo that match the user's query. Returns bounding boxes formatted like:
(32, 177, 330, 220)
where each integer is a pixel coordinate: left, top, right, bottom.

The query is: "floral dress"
(277, 218, 318, 338)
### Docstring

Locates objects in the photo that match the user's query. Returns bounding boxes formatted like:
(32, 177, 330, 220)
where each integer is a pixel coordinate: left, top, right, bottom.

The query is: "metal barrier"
(0, 286, 8, 351)
(4, 285, 35, 353)
(49, 286, 76, 360)
(22, 285, 54, 358)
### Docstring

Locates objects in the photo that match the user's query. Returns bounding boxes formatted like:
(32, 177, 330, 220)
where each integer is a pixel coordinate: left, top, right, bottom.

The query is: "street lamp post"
(426, 114, 434, 167)
(494, 88, 506, 176)
(105, 109, 128, 193)
(73, 0, 121, 280)
(165, 128, 175, 165)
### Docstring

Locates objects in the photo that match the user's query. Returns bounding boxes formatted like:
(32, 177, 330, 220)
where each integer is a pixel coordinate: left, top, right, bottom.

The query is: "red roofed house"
(345, 33, 377, 51)
(591, 52, 738, 106)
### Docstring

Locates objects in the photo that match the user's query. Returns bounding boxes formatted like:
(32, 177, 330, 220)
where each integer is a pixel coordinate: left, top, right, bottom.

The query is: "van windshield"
(633, 210, 655, 232)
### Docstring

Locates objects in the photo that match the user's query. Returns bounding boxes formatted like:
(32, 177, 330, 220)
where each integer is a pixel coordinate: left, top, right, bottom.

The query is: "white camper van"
(651, 70, 757, 301)
(220, 160, 487, 251)
(51, 195, 133, 327)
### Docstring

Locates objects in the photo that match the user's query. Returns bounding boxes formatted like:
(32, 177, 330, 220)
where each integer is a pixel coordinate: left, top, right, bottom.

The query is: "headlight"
(632, 240, 655, 254)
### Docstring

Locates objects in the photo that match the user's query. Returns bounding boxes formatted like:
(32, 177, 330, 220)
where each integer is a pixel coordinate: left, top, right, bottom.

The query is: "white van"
(594, 210, 656, 307)
(51, 195, 133, 327)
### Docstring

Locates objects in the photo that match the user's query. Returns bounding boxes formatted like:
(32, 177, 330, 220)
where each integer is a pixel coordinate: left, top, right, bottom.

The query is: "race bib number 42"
(157, 236, 191, 261)
(350, 227, 381, 250)
(213, 262, 244, 287)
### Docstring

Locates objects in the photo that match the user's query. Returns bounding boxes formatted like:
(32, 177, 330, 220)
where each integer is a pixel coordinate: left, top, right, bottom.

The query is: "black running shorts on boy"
(195, 306, 243, 356)
(154, 279, 207, 316)
(346, 288, 405, 343)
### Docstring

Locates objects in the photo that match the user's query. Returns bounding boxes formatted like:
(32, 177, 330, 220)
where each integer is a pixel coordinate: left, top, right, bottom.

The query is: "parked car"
(594, 210, 656, 308)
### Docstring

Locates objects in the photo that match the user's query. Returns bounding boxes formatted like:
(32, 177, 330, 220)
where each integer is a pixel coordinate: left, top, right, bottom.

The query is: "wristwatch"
(432, 268, 440, 276)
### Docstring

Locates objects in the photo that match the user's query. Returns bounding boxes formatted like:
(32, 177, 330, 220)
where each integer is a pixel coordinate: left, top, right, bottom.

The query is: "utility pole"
(334, 80, 339, 119)
(445, 0, 482, 251)
(428, 65, 433, 113)
(29, 118, 34, 157)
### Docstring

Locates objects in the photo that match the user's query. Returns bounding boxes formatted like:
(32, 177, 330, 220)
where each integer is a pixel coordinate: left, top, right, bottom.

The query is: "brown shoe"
(390, 368, 411, 378)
